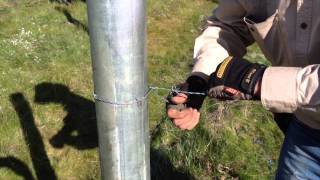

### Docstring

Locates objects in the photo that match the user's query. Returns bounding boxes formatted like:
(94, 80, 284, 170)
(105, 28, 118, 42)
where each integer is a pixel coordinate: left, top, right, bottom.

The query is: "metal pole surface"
(87, 0, 150, 179)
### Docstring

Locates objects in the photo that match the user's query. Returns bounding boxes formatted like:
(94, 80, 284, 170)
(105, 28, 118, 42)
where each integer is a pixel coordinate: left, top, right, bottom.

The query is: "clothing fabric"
(276, 118, 320, 179)
(192, 0, 320, 129)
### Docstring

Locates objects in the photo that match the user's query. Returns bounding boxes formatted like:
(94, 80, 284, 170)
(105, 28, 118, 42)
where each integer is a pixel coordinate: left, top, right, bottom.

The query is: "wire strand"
(93, 85, 207, 106)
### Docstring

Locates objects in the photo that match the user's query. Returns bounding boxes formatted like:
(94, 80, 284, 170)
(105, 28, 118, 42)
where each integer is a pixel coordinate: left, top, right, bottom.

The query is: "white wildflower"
(7, 28, 36, 51)
(33, 55, 41, 63)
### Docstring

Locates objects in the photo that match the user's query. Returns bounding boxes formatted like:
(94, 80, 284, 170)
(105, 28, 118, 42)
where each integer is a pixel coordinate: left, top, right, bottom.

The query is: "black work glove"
(208, 56, 266, 100)
(167, 73, 208, 111)
(166, 74, 208, 130)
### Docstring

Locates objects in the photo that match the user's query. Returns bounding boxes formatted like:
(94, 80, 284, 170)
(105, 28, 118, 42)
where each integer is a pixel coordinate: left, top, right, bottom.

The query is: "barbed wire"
(93, 86, 274, 173)
(149, 86, 207, 96)
(93, 85, 207, 106)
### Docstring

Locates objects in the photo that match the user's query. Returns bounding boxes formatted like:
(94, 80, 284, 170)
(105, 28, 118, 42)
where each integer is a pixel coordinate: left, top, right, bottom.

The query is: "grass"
(0, 0, 282, 179)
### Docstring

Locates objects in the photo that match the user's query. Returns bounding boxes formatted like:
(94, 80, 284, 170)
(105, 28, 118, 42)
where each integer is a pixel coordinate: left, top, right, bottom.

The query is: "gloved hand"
(166, 74, 208, 130)
(208, 56, 266, 100)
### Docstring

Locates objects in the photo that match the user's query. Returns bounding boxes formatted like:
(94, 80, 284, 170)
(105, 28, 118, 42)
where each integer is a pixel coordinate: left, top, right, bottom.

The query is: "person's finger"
(167, 108, 191, 119)
(178, 109, 199, 130)
(172, 110, 193, 127)
(185, 109, 200, 130)
(173, 118, 189, 127)
(171, 93, 188, 104)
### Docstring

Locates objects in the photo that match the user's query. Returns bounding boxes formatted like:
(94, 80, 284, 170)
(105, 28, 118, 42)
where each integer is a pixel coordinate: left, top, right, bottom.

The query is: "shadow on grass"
(150, 117, 196, 180)
(0, 83, 194, 179)
(9, 93, 57, 180)
(0, 156, 35, 180)
(34, 82, 194, 179)
(210, 0, 218, 3)
(34, 82, 97, 150)
(151, 148, 195, 180)
(54, 6, 89, 34)
(49, 0, 86, 5)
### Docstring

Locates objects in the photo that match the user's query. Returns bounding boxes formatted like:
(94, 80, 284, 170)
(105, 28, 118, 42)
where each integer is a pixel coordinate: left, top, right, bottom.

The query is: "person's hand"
(166, 75, 208, 130)
(208, 56, 266, 100)
(167, 93, 201, 130)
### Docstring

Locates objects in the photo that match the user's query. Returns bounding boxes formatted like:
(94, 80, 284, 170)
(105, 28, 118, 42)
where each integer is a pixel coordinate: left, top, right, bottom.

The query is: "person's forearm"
(192, 0, 254, 76)
(261, 65, 320, 113)
(192, 26, 230, 76)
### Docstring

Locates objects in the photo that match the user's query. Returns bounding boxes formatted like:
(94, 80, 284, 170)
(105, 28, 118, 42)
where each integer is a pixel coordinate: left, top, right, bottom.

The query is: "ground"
(0, 0, 282, 179)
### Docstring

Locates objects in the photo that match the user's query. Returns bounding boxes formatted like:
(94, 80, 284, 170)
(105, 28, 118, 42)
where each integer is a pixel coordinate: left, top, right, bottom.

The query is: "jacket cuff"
(261, 67, 300, 113)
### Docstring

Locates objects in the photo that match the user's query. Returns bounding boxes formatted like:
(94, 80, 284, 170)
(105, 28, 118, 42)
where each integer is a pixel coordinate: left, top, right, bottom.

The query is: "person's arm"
(168, 0, 255, 130)
(261, 65, 320, 113)
(192, 0, 254, 76)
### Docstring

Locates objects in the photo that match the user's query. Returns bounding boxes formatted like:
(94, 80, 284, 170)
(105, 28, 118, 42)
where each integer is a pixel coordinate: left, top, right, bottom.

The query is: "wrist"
(187, 72, 209, 92)
(253, 79, 262, 99)
(181, 73, 208, 110)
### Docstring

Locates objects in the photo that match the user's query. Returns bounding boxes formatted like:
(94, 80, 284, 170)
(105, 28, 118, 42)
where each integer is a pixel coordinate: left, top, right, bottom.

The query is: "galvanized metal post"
(86, 0, 150, 179)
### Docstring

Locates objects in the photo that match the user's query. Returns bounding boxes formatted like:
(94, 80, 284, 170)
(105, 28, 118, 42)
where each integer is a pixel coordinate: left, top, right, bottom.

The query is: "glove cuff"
(241, 64, 266, 97)
(186, 73, 208, 110)
(187, 72, 209, 92)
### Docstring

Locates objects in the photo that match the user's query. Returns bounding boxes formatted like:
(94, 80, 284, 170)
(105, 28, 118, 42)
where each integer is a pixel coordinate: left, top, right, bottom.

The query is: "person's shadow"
(34, 82, 97, 150)
(0, 82, 194, 179)
(54, 6, 89, 34)
(0, 156, 35, 180)
(49, 0, 86, 5)
(3, 93, 58, 180)
(34, 82, 195, 179)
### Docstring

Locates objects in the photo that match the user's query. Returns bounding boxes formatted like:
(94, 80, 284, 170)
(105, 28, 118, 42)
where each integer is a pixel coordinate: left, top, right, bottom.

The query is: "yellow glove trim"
(217, 56, 233, 79)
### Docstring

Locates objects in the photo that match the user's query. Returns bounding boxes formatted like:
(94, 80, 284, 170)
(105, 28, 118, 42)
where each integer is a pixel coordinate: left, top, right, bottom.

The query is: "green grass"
(0, 0, 282, 179)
